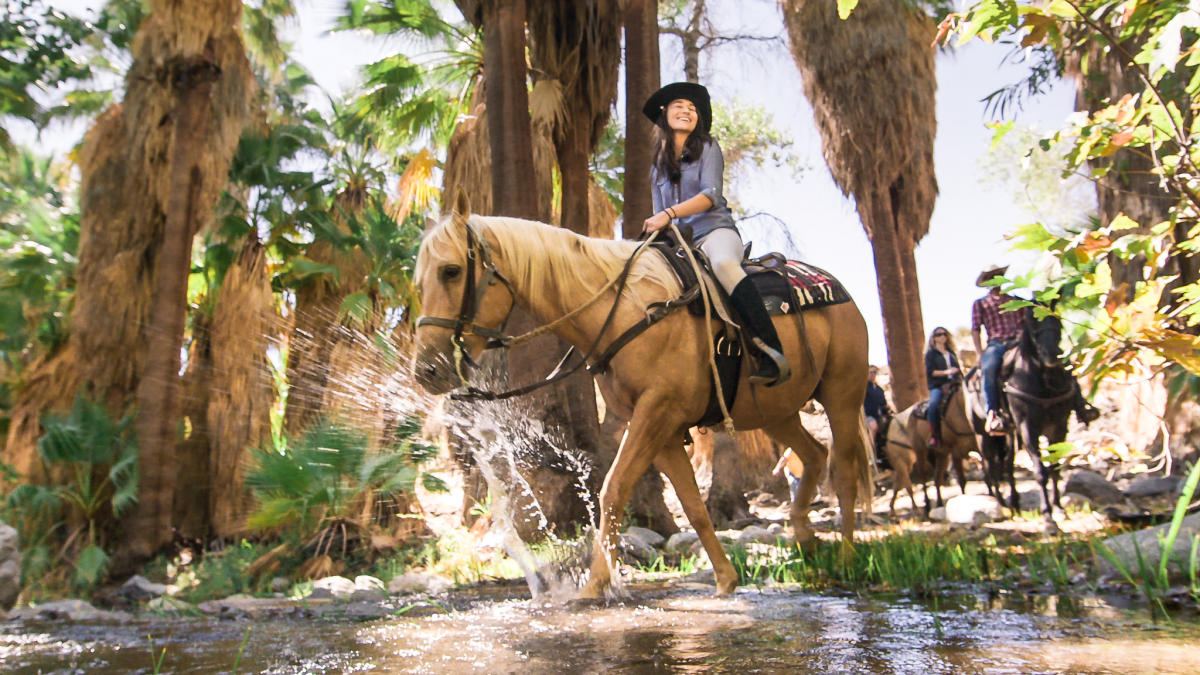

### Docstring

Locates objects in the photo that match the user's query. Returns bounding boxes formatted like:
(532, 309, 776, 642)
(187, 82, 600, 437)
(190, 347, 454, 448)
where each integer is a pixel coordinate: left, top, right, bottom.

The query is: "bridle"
(414, 221, 517, 372)
(413, 219, 669, 401)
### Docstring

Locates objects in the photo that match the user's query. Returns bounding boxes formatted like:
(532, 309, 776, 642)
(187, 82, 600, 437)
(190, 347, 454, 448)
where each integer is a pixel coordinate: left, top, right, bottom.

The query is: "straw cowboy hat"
(975, 264, 1009, 287)
(642, 81, 712, 133)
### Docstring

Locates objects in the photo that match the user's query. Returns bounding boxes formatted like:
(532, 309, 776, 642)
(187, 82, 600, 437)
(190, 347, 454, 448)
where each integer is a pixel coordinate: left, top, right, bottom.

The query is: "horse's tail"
(855, 411, 877, 513)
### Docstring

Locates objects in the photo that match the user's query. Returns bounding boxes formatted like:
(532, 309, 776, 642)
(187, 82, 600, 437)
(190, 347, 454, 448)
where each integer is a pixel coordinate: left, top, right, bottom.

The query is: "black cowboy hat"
(642, 81, 712, 133)
(976, 264, 1009, 287)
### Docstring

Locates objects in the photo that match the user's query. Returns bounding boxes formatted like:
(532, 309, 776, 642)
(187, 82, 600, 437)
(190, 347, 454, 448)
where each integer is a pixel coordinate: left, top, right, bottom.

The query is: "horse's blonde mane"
(416, 214, 682, 312)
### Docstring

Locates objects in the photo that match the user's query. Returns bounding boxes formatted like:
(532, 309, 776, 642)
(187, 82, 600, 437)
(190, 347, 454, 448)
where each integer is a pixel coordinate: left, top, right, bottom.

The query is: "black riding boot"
(729, 277, 791, 387)
(1072, 379, 1101, 424)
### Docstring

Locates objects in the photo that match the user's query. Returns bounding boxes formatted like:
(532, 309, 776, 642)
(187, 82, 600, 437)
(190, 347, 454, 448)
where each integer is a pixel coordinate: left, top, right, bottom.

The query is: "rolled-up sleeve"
(650, 166, 663, 214)
(697, 140, 725, 204)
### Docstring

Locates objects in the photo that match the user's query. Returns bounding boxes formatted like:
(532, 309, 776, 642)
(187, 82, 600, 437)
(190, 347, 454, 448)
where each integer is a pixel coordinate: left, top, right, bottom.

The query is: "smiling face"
(664, 98, 698, 134)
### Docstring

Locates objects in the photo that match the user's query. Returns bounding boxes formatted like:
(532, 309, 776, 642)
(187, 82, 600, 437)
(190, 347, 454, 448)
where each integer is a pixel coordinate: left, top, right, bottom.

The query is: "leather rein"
(414, 222, 682, 402)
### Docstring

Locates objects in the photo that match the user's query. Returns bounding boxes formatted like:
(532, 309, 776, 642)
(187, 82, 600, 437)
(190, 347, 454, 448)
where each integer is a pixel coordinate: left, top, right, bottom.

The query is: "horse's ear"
(453, 190, 471, 222)
(424, 216, 437, 230)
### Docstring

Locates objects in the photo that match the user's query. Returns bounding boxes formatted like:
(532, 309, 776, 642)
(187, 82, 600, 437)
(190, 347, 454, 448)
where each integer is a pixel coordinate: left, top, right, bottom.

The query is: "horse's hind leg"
(654, 444, 738, 595)
(763, 416, 827, 547)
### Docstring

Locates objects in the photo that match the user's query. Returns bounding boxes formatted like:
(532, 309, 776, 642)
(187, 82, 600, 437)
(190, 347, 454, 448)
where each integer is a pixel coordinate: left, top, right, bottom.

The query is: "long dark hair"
(652, 113, 712, 184)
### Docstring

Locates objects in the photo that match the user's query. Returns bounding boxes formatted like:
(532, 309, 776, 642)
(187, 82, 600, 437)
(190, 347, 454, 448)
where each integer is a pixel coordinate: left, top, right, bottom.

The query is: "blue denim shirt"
(650, 139, 736, 241)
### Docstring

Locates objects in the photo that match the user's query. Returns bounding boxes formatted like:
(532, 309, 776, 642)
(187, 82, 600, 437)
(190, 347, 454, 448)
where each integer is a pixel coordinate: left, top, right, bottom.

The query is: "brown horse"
(412, 201, 873, 598)
(884, 383, 976, 517)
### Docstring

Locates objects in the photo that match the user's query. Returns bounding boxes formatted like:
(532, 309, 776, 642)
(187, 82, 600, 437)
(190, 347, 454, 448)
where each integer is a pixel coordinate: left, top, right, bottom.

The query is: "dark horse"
(967, 369, 1017, 510)
(998, 308, 1078, 532)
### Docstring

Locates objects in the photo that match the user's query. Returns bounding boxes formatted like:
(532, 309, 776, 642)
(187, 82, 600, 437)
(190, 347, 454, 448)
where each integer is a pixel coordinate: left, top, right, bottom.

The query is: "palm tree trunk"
(483, 0, 538, 221)
(864, 192, 923, 409)
(622, 0, 660, 239)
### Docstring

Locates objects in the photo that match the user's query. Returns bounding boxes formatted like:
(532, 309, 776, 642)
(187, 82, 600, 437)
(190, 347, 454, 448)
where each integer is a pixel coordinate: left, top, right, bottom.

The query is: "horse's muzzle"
(412, 347, 464, 395)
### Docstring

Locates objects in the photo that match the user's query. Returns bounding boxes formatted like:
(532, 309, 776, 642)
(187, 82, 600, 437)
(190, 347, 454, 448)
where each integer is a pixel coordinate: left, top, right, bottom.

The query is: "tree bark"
(864, 191, 924, 409)
(622, 0, 660, 239)
(483, 0, 538, 221)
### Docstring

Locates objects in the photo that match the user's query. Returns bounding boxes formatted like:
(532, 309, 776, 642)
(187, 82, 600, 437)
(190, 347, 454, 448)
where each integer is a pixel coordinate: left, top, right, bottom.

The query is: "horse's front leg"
(580, 399, 684, 599)
(654, 443, 738, 595)
(1004, 436, 1020, 511)
(1020, 423, 1058, 533)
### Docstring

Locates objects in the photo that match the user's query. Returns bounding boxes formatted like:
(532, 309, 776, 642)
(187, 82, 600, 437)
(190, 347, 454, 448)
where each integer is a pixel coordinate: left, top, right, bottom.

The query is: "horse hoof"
(715, 578, 739, 596)
(794, 536, 818, 553)
(567, 596, 608, 610)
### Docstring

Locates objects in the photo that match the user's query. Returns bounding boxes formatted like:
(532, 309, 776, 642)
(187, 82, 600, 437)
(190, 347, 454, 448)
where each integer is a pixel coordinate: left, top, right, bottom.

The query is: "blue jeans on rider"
(927, 386, 945, 441)
(980, 338, 1007, 411)
(785, 468, 802, 505)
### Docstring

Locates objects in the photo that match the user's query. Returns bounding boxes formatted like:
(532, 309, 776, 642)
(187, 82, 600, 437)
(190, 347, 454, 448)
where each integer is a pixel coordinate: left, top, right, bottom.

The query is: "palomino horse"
(412, 201, 874, 598)
(1003, 309, 1077, 532)
(884, 382, 975, 517)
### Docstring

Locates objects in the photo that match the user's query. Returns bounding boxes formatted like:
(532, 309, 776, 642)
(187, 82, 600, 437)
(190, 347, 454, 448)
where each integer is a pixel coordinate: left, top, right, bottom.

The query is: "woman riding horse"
(412, 194, 874, 599)
(641, 81, 789, 386)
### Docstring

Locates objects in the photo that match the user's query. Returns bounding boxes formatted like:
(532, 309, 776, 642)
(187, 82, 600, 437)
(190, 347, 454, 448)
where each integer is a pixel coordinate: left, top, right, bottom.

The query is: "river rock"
(0, 520, 20, 610)
(1064, 470, 1124, 505)
(388, 572, 453, 595)
(1018, 489, 1045, 512)
(767, 523, 784, 536)
(619, 533, 658, 562)
(624, 526, 665, 547)
(929, 506, 948, 522)
(198, 594, 312, 618)
(146, 596, 196, 614)
(1097, 513, 1200, 581)
(944, 495, 1006, 525)
(9, 599, 130, 622)
(354, 575, 386, 592)
(120, 574, 168, 601)
(665, 531, 699, 554)
(1123, 476, 1182, 498)
(738, 525, 779, 546)
(310, 576, 356, 599)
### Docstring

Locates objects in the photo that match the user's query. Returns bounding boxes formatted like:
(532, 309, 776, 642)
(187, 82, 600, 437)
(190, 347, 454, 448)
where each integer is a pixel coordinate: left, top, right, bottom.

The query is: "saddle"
(646, 236, 852, 428)
(649, 240, 853, 319)
(915, 381, 961, 421)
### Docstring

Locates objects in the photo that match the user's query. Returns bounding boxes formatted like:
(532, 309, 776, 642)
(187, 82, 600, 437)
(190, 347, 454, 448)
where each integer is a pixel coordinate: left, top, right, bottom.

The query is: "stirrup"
(748, 336, 791, 387)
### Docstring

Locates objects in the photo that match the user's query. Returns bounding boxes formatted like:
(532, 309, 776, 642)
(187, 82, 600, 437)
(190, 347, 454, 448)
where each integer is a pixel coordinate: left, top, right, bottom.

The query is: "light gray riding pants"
(698, 227, 747, 292)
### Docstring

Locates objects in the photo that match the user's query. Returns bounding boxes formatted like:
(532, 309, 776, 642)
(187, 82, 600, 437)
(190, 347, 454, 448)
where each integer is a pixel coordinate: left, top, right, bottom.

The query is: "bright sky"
(48, 0, 1088, 364)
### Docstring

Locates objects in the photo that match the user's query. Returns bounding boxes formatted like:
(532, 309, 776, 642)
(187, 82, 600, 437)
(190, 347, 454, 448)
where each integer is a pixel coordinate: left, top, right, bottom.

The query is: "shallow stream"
(4, 581, 1198, 674)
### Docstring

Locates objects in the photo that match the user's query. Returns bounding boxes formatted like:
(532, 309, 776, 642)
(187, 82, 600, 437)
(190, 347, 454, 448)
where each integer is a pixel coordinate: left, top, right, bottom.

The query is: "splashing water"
(297, 314, 610, 601)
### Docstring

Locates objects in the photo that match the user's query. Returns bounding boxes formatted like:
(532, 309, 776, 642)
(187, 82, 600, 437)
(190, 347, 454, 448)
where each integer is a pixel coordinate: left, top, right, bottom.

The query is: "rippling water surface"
(4, 582, 1198, 674)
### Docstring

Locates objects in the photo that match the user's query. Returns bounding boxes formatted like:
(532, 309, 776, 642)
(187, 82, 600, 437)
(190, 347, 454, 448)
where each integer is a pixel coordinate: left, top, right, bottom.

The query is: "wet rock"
(120, 574, 168, 601)
(349, 588, 387, 603)
(945, 495, 1006, 525)
(9, 599, 131, 622)
(198, 594, 321, 619)
(619, 533, 658, 562)
(1097, 512, 1200, 581)
(665, 531, 699, 554)
(270, 576, 290, 593)
(310, 576, 356, 599)
(1123, 476, 1182, 498)
(340, 600, 392, 620)
(145, 596, 196, 614)
(1064, 470, 1124, 505)
(624, 526, 665, 548)
(388, 572, 453, 595)
(929, 506, 948, 522)
(0, 520, 19, 611)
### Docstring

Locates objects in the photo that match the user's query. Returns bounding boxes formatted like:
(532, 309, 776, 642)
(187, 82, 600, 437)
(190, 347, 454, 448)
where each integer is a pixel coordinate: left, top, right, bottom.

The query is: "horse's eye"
(441, 265, 462, 282)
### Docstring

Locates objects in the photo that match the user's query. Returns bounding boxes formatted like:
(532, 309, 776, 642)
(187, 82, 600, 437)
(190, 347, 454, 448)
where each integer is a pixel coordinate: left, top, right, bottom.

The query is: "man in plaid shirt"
(971, 265, 1099, 434)
(971, 265, 1023, 433)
